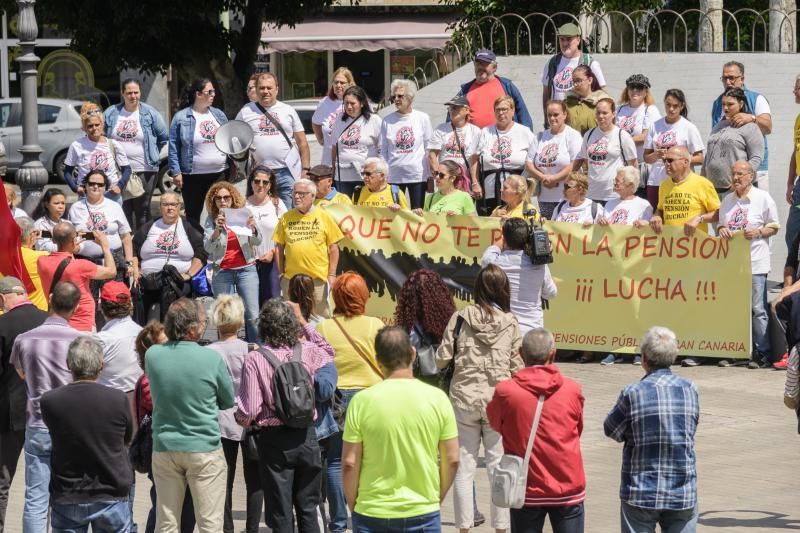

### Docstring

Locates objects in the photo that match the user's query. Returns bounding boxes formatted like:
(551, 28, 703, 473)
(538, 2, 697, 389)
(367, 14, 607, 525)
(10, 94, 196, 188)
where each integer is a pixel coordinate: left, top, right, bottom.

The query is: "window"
(0, 103, 21, 128)
(37, 104, 61, 124)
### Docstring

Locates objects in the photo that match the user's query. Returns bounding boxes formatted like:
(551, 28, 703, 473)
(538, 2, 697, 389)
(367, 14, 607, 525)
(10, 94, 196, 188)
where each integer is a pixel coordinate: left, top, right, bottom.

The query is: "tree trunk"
(699, 0, 723, 52)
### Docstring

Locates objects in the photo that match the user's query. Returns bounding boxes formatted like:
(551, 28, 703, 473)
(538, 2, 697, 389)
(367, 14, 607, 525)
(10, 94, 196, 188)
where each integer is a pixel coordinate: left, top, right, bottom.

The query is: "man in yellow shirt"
(274, 178, 344, 318)
(650, 146, 720, 236)
(310, 164, 353, 207)
(353, 157, 409, 211)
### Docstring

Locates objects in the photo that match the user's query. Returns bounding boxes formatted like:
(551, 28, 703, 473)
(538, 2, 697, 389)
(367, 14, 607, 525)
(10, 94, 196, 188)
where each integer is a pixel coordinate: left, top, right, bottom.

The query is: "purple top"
(10, 316, 84, 429)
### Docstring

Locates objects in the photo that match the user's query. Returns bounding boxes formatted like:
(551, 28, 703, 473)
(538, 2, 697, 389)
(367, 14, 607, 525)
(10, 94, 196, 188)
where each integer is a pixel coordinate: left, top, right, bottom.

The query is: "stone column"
(700, 0, 723, 52)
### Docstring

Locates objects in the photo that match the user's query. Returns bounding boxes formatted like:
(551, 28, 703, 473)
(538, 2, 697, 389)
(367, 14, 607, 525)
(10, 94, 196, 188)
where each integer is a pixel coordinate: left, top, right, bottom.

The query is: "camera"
(522, 208, 553, 265)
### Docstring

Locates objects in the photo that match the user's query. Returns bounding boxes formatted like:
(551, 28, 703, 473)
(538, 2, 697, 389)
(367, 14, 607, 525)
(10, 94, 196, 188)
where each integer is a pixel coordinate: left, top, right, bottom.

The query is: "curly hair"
(394, 269, 456, 343)
(135, 321, 166, 370)
(204, 181, 245, 219)
(258, 298, 301, 349)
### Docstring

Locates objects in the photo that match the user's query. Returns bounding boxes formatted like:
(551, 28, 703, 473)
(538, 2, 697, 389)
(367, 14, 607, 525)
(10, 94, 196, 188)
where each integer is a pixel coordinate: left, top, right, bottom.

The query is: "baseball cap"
(557, 22, 581, 36)
(444, 95, 470, 107)
(0, 277, 26, 295)
(100, 281, 131, 303)
(307, 165, 333, 179)
(625, 74, 651, 89)
(473, 49, 497, 63)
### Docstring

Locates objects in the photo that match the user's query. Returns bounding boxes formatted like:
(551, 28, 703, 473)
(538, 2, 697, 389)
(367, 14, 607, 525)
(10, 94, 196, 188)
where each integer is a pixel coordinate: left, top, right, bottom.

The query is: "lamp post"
(14, 0, 49, 214)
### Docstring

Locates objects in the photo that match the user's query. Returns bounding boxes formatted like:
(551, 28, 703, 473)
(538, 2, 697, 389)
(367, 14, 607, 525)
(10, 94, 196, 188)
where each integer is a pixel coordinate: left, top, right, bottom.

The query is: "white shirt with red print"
(236, 101, 304, 170)
(643, 117, 705, 187)
(379, 110, 433, 184)
(64, 137, 130, 187)
(719, 187, 780, 275)
(68, 197, 131, 258)
(191, 111, 227, 174)
(110, 108, 153, 172)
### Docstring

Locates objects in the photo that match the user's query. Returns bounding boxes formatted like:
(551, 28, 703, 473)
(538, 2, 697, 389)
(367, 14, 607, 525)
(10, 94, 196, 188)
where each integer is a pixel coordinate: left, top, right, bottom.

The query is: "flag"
(0, 178, 35, 293)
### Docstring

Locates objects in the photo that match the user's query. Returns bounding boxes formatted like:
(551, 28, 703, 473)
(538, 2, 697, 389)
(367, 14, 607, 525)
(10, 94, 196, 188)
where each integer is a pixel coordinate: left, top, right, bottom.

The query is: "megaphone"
(214, 120, 254, 162)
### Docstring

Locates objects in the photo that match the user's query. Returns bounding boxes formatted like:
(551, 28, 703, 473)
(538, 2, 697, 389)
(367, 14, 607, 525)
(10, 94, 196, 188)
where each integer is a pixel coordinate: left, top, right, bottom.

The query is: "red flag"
(0, 177, 36, 293)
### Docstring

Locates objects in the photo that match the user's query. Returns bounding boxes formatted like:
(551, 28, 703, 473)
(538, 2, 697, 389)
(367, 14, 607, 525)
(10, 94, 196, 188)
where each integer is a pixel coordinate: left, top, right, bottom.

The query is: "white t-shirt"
(139, 218, 195, 274)
(236, 101, 304, 169)
(578, 126, 637, 201)
(552, 198, 602, 224)
(68, 197, 131, 257)
(429, 122, 481, 170)
(528, 126, 583, 203)
(541, 55, 606, 101)
(616, 104, 661, 161)
(11, 207, 26, 219)
(719, 187, 780, 274)
(64, 137, 130, 187)
(602, 196, 653, 225)
(477, 123, 535, 200)
(311, 97, 343, 166)
(246, 197, 288, 256)
(643, 117, 705, 187)
(331, 114, 382, 182)
(379, 110, 433, 184)
(714, 94, 770, 123)
(191, 111, 227, 174)
(110, 108, 154, 172)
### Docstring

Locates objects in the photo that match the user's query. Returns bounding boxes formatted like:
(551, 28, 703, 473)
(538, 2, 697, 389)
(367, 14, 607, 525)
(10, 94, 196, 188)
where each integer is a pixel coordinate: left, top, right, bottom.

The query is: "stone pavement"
(3, 362, 799, 532)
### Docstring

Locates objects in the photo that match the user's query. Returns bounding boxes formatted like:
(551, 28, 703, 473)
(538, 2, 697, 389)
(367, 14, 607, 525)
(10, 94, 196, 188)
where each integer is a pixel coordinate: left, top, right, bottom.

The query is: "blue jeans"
(752, 273, 771, 361)
(353, 510, 440, 533)
(510, 503, 584, 533)
(52, 500, 131, 532)
(22, 426, 51, 533)
(326, 389, 361, 533)
(211, 264, 260, 342)
(272, 167, 296, 212)
(620, 502, 698, 533)
(786, 178, 800, 250)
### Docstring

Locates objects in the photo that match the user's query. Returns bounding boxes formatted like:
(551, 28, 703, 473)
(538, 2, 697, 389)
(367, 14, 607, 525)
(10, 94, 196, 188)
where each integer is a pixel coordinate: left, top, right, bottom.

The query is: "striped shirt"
(784, 346, 799, 404)
(235, 324, 334, 427)
(10, 316, 85, 429)
(603, 368, 699, 510)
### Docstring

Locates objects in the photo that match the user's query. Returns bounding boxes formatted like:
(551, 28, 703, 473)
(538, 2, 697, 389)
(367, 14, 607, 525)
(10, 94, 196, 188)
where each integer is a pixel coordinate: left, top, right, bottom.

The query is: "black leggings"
(222, 437, 263, 533)
(122, 171, 158, 233)
(182, 171, 226, 225)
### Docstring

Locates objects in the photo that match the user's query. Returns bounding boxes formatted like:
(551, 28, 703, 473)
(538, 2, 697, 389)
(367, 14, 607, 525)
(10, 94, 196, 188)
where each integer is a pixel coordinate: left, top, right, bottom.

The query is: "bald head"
(52, 222, 77, 251)
(665, 146, 690, 161)
(664, 146, 691, 180)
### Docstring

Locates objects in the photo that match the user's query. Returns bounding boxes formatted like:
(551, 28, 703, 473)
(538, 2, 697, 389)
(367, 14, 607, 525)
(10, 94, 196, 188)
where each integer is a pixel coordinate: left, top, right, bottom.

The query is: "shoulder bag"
(331, 316, 384, 378)
(107, 138, 145, 200)
(439, 315, 465, 393)
(128, 383, 153, 474)
(255, 103, 303, 179)
(334, 114, 361, 190)
(411, 323, 440, 377)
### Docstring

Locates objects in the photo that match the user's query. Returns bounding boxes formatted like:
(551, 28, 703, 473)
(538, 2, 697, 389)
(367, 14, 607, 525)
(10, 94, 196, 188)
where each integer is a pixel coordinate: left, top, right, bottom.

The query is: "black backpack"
(258, 344, 315, 428)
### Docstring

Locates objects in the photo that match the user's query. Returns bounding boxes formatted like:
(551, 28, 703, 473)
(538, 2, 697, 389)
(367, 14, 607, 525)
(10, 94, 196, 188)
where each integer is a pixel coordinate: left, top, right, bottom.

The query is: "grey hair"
(160, 192, 182, 205)
(732, 160, 755, 177)
(164, 298, 206, 341)
(67, 336, 104, 379)
(15, 216, 36, 242)
(390, 79, 417, 101)
(293, 178, 317, 197)
(640, 326, 678, 369)
(210, 294, 245, 334)
(520, 328, 556, 365)
(723, 60, 744, 76)
(617, 166, 641, 190)
(363, 157, 389, 177)
(257, 298, 301, 349)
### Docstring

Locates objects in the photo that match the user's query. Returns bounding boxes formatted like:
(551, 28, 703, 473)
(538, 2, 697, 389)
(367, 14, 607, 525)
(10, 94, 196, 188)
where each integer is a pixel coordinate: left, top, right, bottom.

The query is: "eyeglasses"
(202, 89, 216, 96)
(572, 77, 588, 85)
(731, 170, 752, 177)
(495, 107, 512, 113)
(361, 170, 380, 177)
(391, 94, 408, 101)
(86, 182, 105, 188)
(162, 202, 180, 208)
(662, 157, 685, 164)
(252, 179, 270, 186)
(720, 75, 742, 82)
(215, 194, 232, 202)
(293, 191, 312, 197)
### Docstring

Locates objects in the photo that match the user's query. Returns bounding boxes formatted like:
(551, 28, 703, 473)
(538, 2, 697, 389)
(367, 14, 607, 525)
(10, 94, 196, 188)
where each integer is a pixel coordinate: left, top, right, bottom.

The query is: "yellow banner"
(325, 205, 752, 358)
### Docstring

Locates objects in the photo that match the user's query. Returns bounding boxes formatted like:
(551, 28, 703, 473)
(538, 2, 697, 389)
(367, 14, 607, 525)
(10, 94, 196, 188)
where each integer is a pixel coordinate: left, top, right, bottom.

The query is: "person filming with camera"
(481, 217, 557, 334)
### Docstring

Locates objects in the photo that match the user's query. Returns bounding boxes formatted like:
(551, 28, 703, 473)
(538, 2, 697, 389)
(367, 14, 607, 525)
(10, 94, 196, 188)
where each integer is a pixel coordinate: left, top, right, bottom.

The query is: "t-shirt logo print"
(90, 150, 111, 171)
(87, 211, 109, 232)
(443, 132, 464, 157)
(537, 142, 559, 167)
(394, 126, 416, 152)
(155, 230, 179, 253)
(656, 130, 678, 150)
(199, 120, 218, 143)
(257, 113, 279, 136)
(619, 116, 636, 134)
(728, 207, 748, 231)
(554, 66, 574, 91)
(490, 136, 512, 162)
(341, 124, 362, 147)
(115, 119, 139, 142)
(609, 209, 629, 224)
(588, 137, 609, 163)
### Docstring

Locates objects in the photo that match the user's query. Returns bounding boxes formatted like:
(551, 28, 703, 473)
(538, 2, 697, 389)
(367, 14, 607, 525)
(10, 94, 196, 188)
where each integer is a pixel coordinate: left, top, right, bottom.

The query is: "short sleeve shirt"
(424, 190, 475, 215)
(331, 114, 382, 173)
(355, 186, 409, 209)
(37, 253, 98, 332)
(190, 111, 227, 174)
(139, 218, 195, 275)
(657, 172, 721, 234)
(379, 110, 433, 184)
(236, 101, 304, 169)
(311, 97, 343, 166)
(476, 123, 535, 200)
(273, 207, 344, 281)
(644, 117, 705, 187)
(64, 137, 130, 187)
(719, 187, 780, 274)
(541, 56, 606, 101)
(578, 126, 638, 201)
(110, 108, 154, 172)
(68, 198, 131, 257)
(429, 122, 481, 170)
(552, 198, 601, 224)
(616, 104, 662, 161)
(602, 197, 653, 225)
(528, 126, 583, 203)
(246, 198, 288, 256)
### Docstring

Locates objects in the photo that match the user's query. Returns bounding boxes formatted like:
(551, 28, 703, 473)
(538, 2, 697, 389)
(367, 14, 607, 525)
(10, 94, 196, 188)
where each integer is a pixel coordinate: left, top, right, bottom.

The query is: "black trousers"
(257, 425, 322, 533)
(0, 429, 24, 531)
(222, 437, 264, 533)
(182, 171, 226, 225)
(122, 171, 158, 233)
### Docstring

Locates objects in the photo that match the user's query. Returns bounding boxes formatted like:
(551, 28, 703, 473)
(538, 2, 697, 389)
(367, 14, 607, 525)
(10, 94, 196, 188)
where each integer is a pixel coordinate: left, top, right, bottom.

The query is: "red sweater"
(134, 374, 152, 424)
(487, 364, 586, 507)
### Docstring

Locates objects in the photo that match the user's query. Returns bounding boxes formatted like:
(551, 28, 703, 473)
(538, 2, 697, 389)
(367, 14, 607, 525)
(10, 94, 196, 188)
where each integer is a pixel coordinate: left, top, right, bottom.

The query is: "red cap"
(100, 281, 131, 303)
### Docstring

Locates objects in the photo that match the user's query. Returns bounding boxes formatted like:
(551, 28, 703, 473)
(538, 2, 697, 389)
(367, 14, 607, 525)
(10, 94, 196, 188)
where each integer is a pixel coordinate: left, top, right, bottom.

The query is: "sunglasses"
(361, 170, 379, 177)
(215, 195, 232, 201)
(662, 157, 681, 164)
(435, 171, 452, 179)
(252, 179, 271, 186)
(564, 182, 578, 190)
(86, 182, 106, 188)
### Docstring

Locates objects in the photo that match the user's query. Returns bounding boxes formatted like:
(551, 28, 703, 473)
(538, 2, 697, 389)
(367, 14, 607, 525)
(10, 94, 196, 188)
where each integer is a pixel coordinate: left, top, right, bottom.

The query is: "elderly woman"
(598, 166, 653, 227)
(704, 87, 764, 195)
(245, 167, 287, 305)
(235, 299, 334, 533)
(33, 188, 67, 252)
(428, 95, 481, 182)
(564, 64, 612, 135)
(168, 78, 229, 224)
(208, 295, 264, 533)
(717, 161, 780, 369)
(315, 272, 385, 533)
(436, 264, 522, 533)
(379, 79, 433, 209)
(413, 160, 475, 216)
(471, 96, 535, 214)
(313, 67, 355, 166)
(5, 183, 26, 218)
(105, 78, 169, 230)
(551, 172, 602, 224)
(331, 86, 382, 197)
(353, 157, 408, 210)
(203, 181, 261, 342)
(64, 102, 132, 204)
(133, 192, 207, 323)
(491, 173, 540, 222)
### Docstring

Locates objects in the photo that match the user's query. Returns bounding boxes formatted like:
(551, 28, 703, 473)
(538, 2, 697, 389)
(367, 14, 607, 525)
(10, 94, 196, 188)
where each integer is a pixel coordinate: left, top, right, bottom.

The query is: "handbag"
(191, 263, 213, 297)
(411, 324, 440, 377)
(331, 316, 383, 378)
(128, 384, 153, 474)
(491, 393, 546, 509)
(107, 138, 145, 200)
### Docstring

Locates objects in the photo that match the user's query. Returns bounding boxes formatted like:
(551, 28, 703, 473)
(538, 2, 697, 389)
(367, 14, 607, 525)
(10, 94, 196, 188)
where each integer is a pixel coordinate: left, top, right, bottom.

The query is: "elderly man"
(541, 23, 606, 111)
(10, 281, 84, 532)
(456, 49, 532, 130)
(146, 298, 235, 532)
(15, 216, 48, 310)
(717, 161, 780, 369)
(352, 157, 408, 211)
(236, 72, 311, 209)
(96, 281, 143, 396)
(310, 164, 352, 206)
(711, 61, 771, 189)
(0, 277, 47, 530)
(487, 328, 586, 533)
(41, 336, 134, 532)
(274, 179, 343, 318)
(604, 326, 699, 533)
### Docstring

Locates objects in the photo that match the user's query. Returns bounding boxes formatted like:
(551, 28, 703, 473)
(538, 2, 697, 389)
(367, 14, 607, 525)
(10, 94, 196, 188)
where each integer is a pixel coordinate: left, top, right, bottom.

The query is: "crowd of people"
(2, 19, 800, 533)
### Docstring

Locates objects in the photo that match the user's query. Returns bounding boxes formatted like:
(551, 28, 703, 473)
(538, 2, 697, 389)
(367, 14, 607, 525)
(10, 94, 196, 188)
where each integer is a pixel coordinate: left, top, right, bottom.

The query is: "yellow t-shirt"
(355, 185, 409, 209)
(21, 247, 48, 311)
(273, 207, 344, 281)
(315, 191, 353, 207)
(657, 172, 721, 233)
(491, 201, 542, 224)
(794, 113, 800, 176)
(316, 315, 384, 389)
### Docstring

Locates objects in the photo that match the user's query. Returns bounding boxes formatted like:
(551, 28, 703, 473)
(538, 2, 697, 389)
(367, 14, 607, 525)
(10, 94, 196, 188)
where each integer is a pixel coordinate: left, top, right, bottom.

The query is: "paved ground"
(3, 362, 798, 532)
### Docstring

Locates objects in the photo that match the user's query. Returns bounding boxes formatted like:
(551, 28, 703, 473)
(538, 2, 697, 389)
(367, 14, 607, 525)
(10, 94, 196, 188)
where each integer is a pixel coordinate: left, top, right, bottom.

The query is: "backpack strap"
(546, 54, 561, 99)
(591, 201, 599, 220)
(257, 347, 283, 370)
(452, 315, 465, 356)
(353, 185, 364, 205)
(50, 257, 72, 296)
(554, 200, 567, 219)
(619, 128, 628, 166)
(291, 343, 303, 363)
(390, 185, 400, 206)
(581, 52, 592, 66)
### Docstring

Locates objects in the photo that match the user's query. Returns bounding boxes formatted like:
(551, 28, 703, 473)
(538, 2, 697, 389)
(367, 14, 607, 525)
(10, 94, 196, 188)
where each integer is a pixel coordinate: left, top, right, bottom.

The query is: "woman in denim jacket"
(203, 181, 262, 342)
(169, 78, 229, 224)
